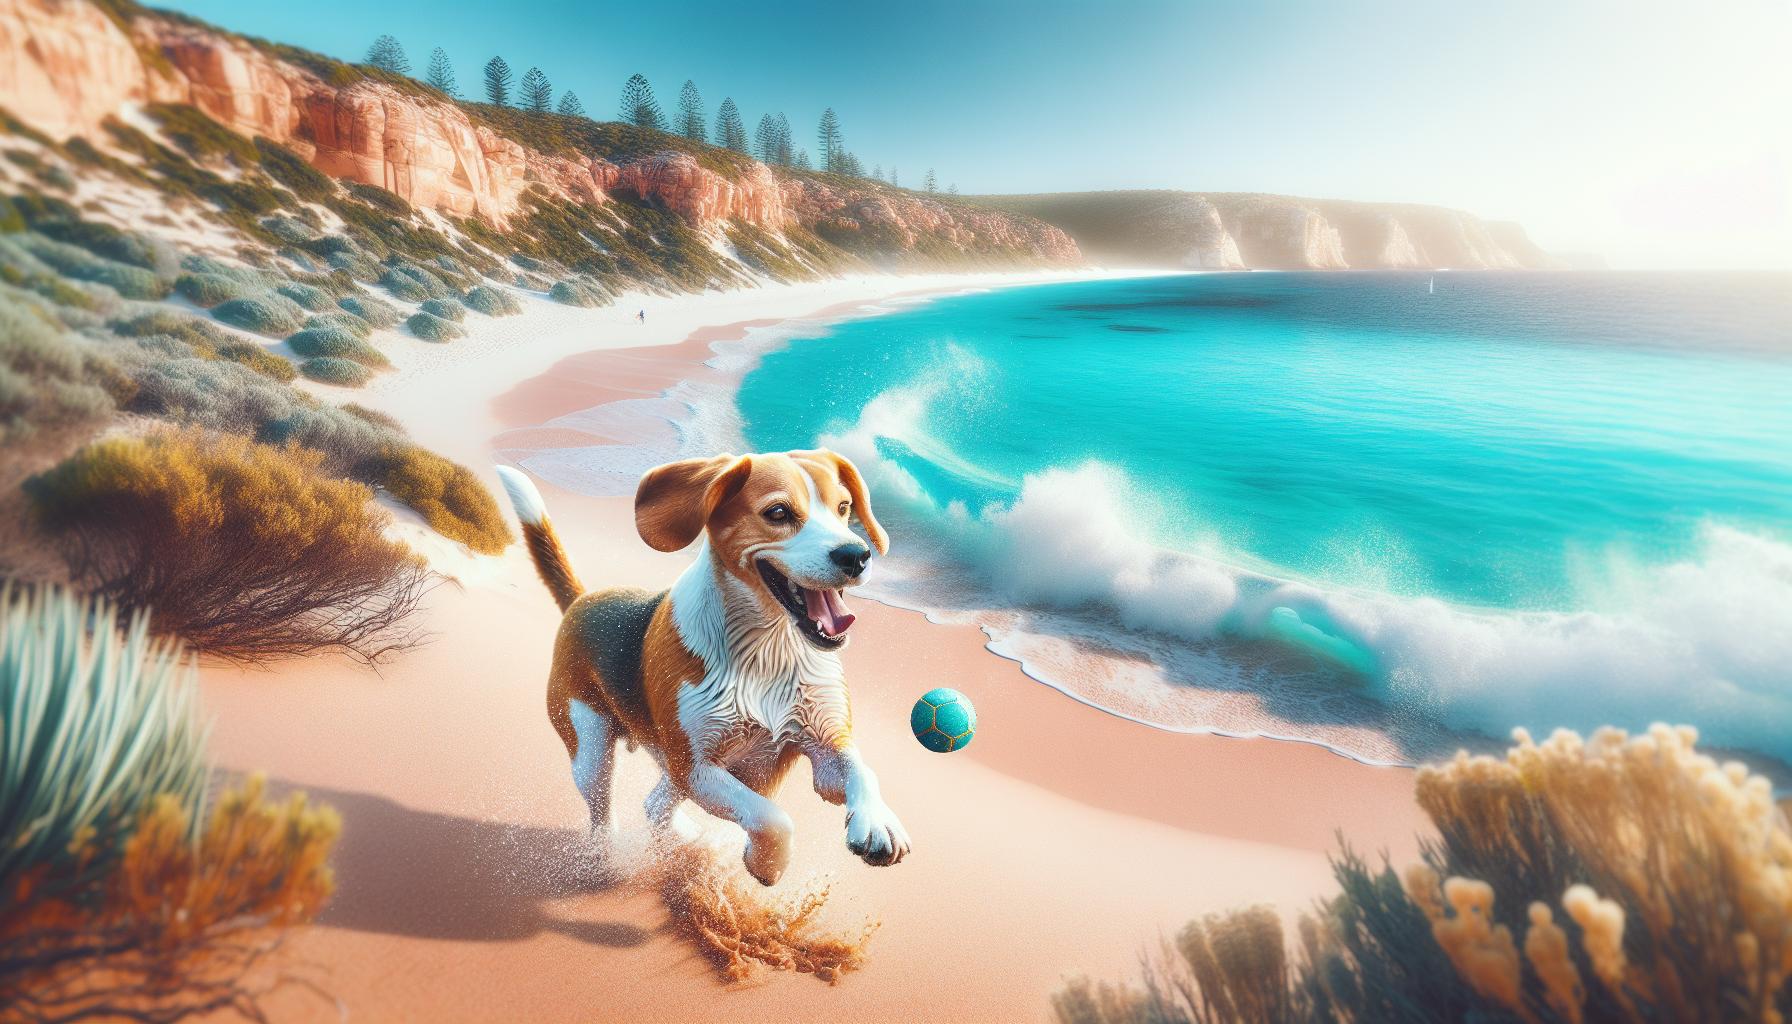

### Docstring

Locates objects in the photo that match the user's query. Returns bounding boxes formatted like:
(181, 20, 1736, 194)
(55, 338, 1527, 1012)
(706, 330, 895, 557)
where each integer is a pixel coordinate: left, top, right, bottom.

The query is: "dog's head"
(635, 449, 888, 651)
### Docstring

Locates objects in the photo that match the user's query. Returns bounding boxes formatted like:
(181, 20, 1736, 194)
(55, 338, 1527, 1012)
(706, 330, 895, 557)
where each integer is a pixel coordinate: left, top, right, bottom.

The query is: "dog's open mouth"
(757, 560, 854, 649)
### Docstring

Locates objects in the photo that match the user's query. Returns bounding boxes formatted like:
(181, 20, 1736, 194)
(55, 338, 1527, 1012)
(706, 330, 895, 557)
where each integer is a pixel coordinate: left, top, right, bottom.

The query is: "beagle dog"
(495, 451, 910, 886)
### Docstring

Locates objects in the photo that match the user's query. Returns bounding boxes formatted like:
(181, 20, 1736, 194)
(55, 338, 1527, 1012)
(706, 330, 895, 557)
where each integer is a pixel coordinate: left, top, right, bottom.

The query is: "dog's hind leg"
(567, 697, 617, 843)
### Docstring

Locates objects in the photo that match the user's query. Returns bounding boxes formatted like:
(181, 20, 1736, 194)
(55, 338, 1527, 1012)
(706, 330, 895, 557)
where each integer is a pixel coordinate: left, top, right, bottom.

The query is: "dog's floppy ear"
(800, 449, 888, 555)
(635, 454, 754, 552)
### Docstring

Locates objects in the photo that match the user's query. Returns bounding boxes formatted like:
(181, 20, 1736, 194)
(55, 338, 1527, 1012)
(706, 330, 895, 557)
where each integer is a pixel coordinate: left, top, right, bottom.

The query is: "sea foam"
(822, 371, 1792, 765)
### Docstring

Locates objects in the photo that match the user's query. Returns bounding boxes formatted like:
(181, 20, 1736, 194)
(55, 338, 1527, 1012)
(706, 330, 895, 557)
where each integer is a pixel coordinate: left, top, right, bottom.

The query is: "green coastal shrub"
(253, 136, 335, 202)
(326, 248, 382, 282)
(342, 403, 404, 433)
(428, 254, 474, 289)
(300, 356, 370, 387)
(33, 219, 173, 273)
(378, 269, 430, 302)
(514, 270, 553, 292)
(212, 294, 305, 336)
(304, 311, 372, 339)
(0, 305, 116, 441)
(289, 269, 358, 299)
(179, 255, 273, 288)
(85, 261, 170, 300)
(174, 271, 250, 307)
(406, 311, 464, 341)
(463, 284, 523, 317)
(286, 326, 389, 368)
(216, 341, 297, 382)
(548, 278, 606, 307)
(17, 234, 170, 299)
(125, 358, 391, 476)
(275, 281, 333, 311)
(418, 297, 464, 322)
(379, 262, 451, 302)
(110, 309, 232, 348)
(337, 294, 403, 329)
(261, 215, 316, 243)
(109, 309, 293, 380)
(278, 246, 322, 273)
(147, 102, 259, 167)
(8, 270, 101, 311)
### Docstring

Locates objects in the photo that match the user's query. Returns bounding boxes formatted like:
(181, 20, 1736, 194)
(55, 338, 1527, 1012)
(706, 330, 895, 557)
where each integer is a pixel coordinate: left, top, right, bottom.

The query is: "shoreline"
(489, 269, 1449, 768)
(194, 268, 1429, 1023)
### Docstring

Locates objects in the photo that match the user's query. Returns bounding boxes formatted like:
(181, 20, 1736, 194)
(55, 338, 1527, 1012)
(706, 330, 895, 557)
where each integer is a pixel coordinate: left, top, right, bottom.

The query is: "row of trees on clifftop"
(363, 35, 955, 192)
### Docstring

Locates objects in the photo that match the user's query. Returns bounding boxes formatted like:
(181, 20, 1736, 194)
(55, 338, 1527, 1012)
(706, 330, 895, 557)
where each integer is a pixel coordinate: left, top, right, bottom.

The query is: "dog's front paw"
(743, 811, 794, 886)
(846, 801, 910, 867)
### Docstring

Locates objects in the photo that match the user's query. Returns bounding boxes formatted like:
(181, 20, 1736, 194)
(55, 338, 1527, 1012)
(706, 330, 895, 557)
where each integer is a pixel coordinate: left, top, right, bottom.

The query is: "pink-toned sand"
(196, 280, 1429, 1023)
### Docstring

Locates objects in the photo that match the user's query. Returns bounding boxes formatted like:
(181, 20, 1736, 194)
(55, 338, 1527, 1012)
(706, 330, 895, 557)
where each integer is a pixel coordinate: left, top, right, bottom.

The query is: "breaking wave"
(821, 367, 1792, 765)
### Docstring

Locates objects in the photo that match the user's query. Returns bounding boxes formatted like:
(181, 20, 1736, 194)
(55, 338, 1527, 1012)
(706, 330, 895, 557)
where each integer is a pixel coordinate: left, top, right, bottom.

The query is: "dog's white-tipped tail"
(496, 465, 547, 526)
(496, 465, 583, 612)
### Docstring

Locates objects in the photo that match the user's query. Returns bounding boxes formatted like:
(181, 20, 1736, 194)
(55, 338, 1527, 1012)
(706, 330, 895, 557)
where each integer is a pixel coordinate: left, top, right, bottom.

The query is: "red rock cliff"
(0, 0, 1078, 262)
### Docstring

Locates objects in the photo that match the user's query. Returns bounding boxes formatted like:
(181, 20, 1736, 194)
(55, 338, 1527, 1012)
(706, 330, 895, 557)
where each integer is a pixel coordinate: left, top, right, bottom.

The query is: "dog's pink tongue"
(803, 587, 856, 637)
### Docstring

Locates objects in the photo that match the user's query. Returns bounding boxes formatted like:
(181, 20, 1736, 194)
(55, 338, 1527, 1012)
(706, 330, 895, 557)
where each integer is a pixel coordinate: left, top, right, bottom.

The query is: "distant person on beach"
(638, 309, 645, 323)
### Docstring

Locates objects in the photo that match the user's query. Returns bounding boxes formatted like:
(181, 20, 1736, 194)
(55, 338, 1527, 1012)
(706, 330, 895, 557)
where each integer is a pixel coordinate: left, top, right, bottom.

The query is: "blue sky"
(158, 0, 1790, 268)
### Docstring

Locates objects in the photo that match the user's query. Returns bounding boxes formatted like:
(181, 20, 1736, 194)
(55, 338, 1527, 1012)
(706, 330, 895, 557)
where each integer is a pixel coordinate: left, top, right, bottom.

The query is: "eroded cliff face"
(0, 0, 1075, 264)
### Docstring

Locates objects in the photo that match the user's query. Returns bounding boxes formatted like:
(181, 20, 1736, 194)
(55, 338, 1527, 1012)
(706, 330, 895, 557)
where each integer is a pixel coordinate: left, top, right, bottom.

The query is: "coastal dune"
(194, 274, 1427, 1023)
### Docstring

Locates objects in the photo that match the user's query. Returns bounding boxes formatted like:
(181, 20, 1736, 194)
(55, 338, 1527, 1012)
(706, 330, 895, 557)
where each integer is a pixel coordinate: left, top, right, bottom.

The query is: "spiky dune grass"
(0, 583, 207, 891)
(0, 585, 341, 1022)
(1055, 724, 1792, 1024)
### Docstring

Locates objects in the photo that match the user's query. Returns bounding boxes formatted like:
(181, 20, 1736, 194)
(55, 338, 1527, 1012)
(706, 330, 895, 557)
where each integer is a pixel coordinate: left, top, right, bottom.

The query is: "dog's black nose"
(829, 544, 871, 578)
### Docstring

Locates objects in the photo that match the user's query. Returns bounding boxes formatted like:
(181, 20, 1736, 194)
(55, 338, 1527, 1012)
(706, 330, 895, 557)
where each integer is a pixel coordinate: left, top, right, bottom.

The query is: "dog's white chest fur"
(670, 544, 851, 755)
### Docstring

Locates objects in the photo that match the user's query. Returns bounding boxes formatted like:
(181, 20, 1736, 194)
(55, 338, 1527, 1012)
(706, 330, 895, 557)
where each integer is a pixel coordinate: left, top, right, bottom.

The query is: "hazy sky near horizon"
(159, 0, 1791, 269)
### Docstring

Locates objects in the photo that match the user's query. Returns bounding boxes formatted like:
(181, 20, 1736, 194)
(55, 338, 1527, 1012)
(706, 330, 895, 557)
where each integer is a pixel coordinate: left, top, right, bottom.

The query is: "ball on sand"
(911, 688, 976, 753)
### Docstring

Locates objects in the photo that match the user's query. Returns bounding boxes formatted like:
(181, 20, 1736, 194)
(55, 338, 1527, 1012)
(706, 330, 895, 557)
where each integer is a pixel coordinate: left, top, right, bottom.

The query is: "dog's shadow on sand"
(270, 782, 652, 949)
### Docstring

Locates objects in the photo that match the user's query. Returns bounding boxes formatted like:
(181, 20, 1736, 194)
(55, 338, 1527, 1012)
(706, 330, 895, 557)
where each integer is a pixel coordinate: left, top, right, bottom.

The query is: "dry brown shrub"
(377, 445, 513, 555)
(1054, 724, 1792, 1024)
(26, 429, 434, 662)
(0, 775, 341, 1023)
(655, 842, 876, 985)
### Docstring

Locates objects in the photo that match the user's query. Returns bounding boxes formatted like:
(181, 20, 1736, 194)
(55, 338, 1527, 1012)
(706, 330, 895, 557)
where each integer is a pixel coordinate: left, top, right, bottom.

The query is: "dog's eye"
(837, 502, 850, 518)
(763, 503, 791, 523)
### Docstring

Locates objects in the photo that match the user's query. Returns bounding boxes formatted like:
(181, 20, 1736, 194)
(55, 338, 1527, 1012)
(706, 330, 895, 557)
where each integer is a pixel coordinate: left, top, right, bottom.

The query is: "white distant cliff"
(972, 190, 1564, 271)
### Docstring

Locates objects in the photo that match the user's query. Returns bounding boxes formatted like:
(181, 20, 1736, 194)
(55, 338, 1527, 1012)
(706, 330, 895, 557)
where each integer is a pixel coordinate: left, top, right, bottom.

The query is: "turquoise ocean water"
(732, 272, 1792, 764)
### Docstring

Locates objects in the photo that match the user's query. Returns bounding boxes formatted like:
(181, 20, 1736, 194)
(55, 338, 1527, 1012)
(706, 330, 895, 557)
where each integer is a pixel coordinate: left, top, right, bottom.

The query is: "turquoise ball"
(911, 687, 976, 753)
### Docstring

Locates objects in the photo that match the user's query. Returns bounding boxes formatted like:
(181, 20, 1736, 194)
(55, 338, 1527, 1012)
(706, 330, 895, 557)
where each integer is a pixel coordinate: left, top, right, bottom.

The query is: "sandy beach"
(195, 270, 1429, 1023)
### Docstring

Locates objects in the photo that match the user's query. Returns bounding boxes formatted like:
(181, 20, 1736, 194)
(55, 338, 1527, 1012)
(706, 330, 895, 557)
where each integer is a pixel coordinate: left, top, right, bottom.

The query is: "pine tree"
(754, 114, 779, 164)
(923, 168, 937, 193)
(891, 168, 899, 188)
(773, 113, 793, 165)
(425, 48, 456, 95)
(816, 108, 843, 173)
(619, 74, 666, 131)
(556, 91, 585, 118)
(947, 183, 958, 195)
(793, 148, 812, 171)
(872, 164, 882, 182)
(715, 97, 748, 152)
(520, 67, 552, 113)
(676, 80, 706, 142)
(365, 35, 411, 74)
(483, 56, 513, 107)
